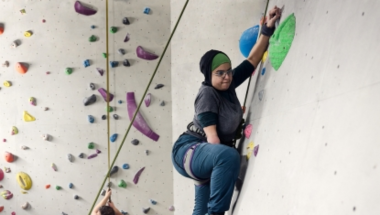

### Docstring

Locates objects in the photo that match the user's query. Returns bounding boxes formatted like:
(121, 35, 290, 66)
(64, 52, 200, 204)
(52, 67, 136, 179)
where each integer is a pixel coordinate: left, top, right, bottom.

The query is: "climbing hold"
(42, 19, 46, 23)
(51, 163, 57, 171)
(113, 114, 119, 120)
(109, 166, 119, 177)
(123, 59, 130, 67)
(154, 84, 164, 89)
(118, 48, 125, 55)
(98, 88, 114, 102)
(0, 169, 3, 181)
(78, 153, 85, 158)
(2, 139, 6, 142)
(65, 67, 73, 75)
(88, 115, 95, 123)
(87, 153, 97, 159)
(89, 35, 97, 42)
(11, 126, 18, 135)
(67, 154, 74, 162)
(110, 61, 119, 68)
(21, 145, 29, 150)
(89, 83, 96, 90)
(253, 145, 259, 157)
(246, 141, 255, 159)
(22, 202, 29, 209)
(4, 167, 11, 173)
(69, 183, 74, 189)
(101, 189, 106, 196)
(150, 199, 157, 205)
(136, 46, 158, 60)
(23, 111, 36, 122)
(74, 194, 79, 199)
(122, 163, 130, 169)
(145, 150, 149, 155)
(96, 149, 101, 154)
(24, 31, 32, 37)
(97, 67, 104, 76)
(44, 107, 49, 111)
(244, 124, 252, 138)
(3, 81, 11, 87)
(143, 7, 151, 14)
(1, 190, 13, 199)
(16, 62, 28, 74)
(84, 94, 97, 106)
(0, 206, 3, 212)
(121, 210, 128, 215)
(11, 212, 16, 215)
(16, 172, 32, 190)
(142, 207, 150, 214)
(269, 13, 296, 70)
(110, 133, 118, 142)
(83, 59, 90, 67)
(118, 100, 123, 104)
(131, 139, 139, 145)
(258, 90, 264, 101)
(123, 17, 130, 25)
(262, 51, 268, 62)
(74, 1, 97, 16)
(88, 142, 95, 149)
(261, 67, 266, 76)
(2, 61, 9, 67)
(41, 134, 51, 141)
(169, 205, 175, 211)
(91, 25, 96, 29)
(101, 115, 106, 120)
(144, 93, 151, 107)
(102, 53, 107, 58)
(21, 190, 28, 194)
(45, 184, 50, 189)
(160, 101, 165, 106)
(118, 180, 127, 188)
(56, 185, 61, 190)
(127, 92, 160, 141)
(239, 25, 259, 58)
(0, 27, 3, 35)
(4, 152, 14, 163)
(62, 212, 68, 215)
(11, 41, 18, 48)
(107, 106, 114, 112)
(29, 97, 36, 106)
(110, 26, 118, 33)
(124, 33, 130, 42)
(107, 182, 112, 188)
(133, 167, 145, 184)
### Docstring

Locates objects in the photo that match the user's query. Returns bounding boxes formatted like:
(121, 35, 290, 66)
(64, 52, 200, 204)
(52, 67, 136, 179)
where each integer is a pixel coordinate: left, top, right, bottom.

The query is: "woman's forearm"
(247, 34, 270, 68)
(203, 125, 220, 144)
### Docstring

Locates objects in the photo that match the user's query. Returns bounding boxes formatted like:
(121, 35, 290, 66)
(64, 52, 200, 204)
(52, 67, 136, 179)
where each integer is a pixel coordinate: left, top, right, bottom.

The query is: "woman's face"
(211, 63, 233, 91)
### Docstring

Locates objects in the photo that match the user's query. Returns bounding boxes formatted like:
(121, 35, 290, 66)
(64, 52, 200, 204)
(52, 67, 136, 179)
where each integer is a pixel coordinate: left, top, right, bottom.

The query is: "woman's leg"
(193, 183, 210, 215)
(191, 143, 240, 214)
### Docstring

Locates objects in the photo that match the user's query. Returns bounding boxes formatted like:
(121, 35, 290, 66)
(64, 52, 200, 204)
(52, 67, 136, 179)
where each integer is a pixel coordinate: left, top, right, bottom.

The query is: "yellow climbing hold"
(246, 141, 255, 160)
(24, 31, 32, 37)
(23, 111, 35, 122)
(3, 81, 11, 87)
(16, 172, 32, 190)
(11, 126, 18, 135)
(262, 51, 268, 63)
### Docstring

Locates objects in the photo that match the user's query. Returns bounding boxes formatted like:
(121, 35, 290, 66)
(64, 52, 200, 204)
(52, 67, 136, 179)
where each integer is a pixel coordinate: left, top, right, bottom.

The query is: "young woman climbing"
(91, 189, 123, 215)
(171, 6, 282, 215)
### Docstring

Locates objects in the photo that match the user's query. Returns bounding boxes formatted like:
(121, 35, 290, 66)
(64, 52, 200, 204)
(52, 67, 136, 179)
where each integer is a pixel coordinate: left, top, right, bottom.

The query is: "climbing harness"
(183, 143, 210, 185)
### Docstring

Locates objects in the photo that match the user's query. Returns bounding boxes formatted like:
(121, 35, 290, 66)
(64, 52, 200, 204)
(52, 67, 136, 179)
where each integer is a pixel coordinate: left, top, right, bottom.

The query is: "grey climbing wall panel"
(0, 0, 172, 214)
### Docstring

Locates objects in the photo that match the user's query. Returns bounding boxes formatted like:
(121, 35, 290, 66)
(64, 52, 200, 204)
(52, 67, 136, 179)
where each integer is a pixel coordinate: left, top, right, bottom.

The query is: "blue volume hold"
(239, 25, 259, 58)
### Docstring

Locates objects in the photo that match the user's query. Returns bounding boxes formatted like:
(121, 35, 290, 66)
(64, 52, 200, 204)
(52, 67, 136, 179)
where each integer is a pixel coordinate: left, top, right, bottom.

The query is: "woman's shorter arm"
(203, 125, 220, 144)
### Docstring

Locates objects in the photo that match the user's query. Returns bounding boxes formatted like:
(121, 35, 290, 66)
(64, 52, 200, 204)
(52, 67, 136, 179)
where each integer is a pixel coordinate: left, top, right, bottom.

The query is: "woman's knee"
(216, 146, 240, 168)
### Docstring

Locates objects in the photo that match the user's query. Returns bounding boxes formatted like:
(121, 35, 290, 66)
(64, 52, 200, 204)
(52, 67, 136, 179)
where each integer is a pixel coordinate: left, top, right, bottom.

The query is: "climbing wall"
(0, 0, 173, 215)
(172, 0, 380, 214)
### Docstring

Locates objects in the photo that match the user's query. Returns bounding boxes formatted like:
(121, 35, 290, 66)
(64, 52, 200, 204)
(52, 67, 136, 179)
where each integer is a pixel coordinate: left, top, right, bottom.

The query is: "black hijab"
(199, 49, 229, 86)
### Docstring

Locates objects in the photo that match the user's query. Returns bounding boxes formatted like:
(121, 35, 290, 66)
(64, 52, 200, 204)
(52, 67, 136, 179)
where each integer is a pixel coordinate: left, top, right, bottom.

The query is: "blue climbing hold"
(69, 183, 74, 189)
(122, 163, 130, 169)
(261, 67, 266, 76)
(110, 133, 118, 142)
(84, 59, 90, 67)
(121, 210, 128, 215)
(110, 61, 118, 68)
(91, 25, 96, 29)
(88, 115, 95, 123)
(143, 7, 151, 14)
(239, 25, 259, 58)
(150, 199, 157, 205)
(118, 100, 123, 104)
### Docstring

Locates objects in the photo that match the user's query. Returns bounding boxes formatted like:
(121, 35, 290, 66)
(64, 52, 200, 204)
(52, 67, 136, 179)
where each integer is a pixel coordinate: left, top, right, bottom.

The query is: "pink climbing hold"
(244, 124, 253, 138)
(133, 167, 145, 184)
(11, 212, 16, 215)
(87, 153, 98, 159)
(136, 46, 158, 60)
(0, 169, 4, 181)
(144, 93, 151, 107)
(98, 88, 114, 102)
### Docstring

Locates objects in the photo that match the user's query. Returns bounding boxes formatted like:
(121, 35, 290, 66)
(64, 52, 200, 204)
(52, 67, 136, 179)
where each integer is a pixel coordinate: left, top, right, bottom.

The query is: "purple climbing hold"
(127, 92, 160, 141)
(144, 93, 151, 107)
(74, 1, 97, 16)
(96, 68, 104, 76)
(84, 94, 97, 106)
(136, 46, 158, 60)
(109, 166, 119, 176)
(0, 169, 3, 181)
(124, 33, 130, 42)
(133, 167, 145, 184)
(96, 149, 101, 154)
(87, 153, 98, 159)
(98, 88, 114, 102)
(253, 145, 259, 157)
(154, 84, 164, 89)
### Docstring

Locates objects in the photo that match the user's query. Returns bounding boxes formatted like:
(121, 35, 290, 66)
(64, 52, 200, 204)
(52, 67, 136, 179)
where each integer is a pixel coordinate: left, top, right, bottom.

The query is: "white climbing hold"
(169, 205, 175, 211)
(258, 90, 264, 101)
(2, 61, 9, 67)
(20, 146, 29, 150)
(67, 154, 74, 162)
(41, 134, 51, 141)
(21, 202, 29, 210)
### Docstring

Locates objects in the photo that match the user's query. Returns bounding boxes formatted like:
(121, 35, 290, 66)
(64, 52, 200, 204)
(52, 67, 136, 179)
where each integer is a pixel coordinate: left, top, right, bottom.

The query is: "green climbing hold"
(88, 142, 95, 149)
(102, 53, 107, 58)
(56, 185, 61, 190)
(89, 35, 97, 42)
(118, 180, 127, 188)
(110, 27, 117, 34)
(65, 68, 73, 75)
(269, 13, 296, 71)
(107, 106, 114, 112)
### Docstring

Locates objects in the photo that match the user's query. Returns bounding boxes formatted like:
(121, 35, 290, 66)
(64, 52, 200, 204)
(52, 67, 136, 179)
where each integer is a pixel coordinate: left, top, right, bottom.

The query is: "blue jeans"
(172, 142, 240, 215)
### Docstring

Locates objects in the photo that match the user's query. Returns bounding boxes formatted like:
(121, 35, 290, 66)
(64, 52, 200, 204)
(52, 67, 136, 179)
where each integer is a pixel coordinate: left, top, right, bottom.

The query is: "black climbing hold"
(102, 115, 107, 120)
(123, 17, 130, 25)
(107, 182, 112, 188)
(84, 94, 97, 106)
(74, 195, 79, 200)
(142, 207, 150, 214)
(101, 189, 106, 196)
(131, 139, 139, 145)
(78, 153, 85, 158)
(154, 84, 164, 89)
(123, 59, 130, 67)
(118, 49, 125, 55)
(160, 101, 165, 106)
(109, 166, 119, 176)
(113, 114, 119, 120)
(89, 83, 96, 90)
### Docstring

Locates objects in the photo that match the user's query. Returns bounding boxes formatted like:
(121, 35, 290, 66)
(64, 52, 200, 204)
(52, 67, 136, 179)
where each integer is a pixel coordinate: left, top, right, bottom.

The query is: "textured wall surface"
(0, 0, 172, 215)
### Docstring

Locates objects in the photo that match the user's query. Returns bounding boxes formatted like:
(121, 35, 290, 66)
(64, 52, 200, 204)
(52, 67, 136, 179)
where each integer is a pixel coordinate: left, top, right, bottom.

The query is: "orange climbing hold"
(45, 184, 50, 189)
(4, 152, 14, 163)
(16, 63, 27, 74)
(0, 206, 3, 212)
(0, 27, 4, 35)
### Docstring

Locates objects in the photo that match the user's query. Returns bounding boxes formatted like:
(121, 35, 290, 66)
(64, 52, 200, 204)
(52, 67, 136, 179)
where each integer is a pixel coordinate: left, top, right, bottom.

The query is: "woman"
(172, 6, 282, 215)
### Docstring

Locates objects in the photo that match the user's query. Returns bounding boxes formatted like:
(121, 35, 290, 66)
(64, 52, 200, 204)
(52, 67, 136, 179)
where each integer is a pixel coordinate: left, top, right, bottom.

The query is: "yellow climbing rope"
(105, 0, 111, 186)
(87, 1, 190, 214)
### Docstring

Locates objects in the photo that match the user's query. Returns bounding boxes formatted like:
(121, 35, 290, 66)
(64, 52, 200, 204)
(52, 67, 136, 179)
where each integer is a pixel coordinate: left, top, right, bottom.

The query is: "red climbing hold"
(16, 63, 28, 74)
(0, 206, 3, 212)
(244, 124, 253, 138)
(4, 152, 14, 163)
(0, 27, 4, 35)
(0, 169, 4, 181)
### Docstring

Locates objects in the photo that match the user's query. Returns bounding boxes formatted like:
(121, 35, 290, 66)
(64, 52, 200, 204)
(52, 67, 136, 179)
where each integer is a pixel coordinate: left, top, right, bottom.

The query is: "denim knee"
(215, 147, 240, 169)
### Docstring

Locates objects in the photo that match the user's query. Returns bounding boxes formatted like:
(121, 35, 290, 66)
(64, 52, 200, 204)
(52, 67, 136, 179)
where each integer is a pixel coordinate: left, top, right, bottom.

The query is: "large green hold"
(269, 13, 296, 71)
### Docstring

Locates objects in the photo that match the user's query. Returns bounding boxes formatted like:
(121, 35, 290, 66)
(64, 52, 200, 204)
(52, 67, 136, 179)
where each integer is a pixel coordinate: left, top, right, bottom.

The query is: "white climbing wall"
(0, 0, 172, 215)
(172, 0, 380, 215)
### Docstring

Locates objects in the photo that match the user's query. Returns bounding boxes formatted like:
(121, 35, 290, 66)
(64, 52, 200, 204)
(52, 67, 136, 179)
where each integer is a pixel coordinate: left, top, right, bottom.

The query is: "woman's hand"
(203, 125, 220, 144)
(266, 6, 282, 28)
(207, 134, 220, 144)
